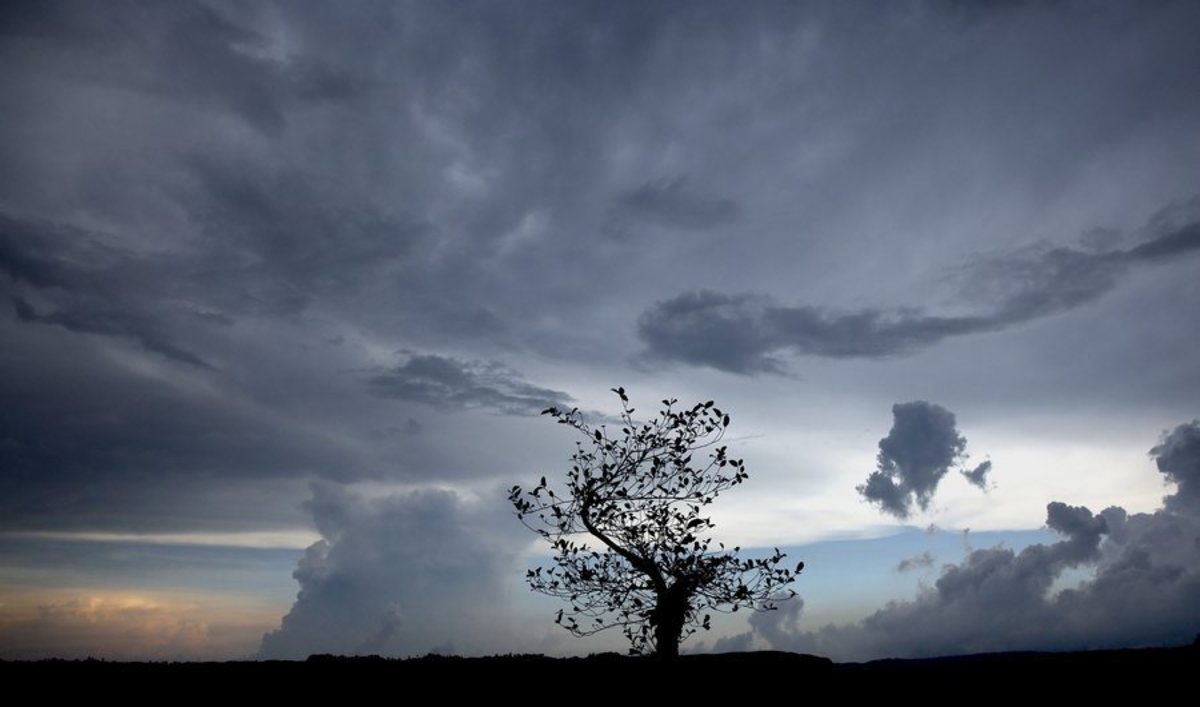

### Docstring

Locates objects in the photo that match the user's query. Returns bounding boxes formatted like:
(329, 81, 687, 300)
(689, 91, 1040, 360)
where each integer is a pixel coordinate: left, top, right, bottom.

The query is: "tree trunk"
(654, 621, 680, 660)
(653, 588, 687, 660)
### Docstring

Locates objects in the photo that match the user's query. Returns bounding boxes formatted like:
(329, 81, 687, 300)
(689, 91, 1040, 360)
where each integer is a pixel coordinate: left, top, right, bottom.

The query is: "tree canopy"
(509, 388, 802, 658)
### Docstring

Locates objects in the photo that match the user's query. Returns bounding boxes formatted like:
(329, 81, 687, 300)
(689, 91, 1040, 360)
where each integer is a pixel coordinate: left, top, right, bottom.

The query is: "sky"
(2, 0, 1199, 661)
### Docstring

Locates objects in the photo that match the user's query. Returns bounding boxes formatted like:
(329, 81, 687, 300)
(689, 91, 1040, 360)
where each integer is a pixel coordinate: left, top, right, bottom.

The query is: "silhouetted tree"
(509, 388, 802, 659)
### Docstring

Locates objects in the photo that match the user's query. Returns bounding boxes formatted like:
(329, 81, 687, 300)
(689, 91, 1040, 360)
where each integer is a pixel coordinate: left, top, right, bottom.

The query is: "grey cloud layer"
(0, 1, 366, 135)
(732, 421, 1200, 660)
(637, 216, 1200, 375)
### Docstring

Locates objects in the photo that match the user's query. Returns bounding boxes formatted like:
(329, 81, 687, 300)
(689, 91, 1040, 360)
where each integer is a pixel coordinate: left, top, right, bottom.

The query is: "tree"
(509, 387, 802, 659)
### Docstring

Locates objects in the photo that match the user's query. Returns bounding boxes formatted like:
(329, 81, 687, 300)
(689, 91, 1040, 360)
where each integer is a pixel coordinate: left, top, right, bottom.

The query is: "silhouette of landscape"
(3, 646, 1197, 694)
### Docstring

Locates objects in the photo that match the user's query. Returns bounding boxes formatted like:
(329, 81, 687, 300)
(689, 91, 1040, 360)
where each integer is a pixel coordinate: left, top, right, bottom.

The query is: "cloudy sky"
(2, 0, 1199, 661)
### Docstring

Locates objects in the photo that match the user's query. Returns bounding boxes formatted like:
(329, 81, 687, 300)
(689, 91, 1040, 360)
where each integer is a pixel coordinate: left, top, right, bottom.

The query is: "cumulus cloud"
(857, 402, 986, 519)
(367, 353, 574, 416)
(259, 483, 528, 659)
(636, 213, 1200, 375)
(1150, 420, 1200, 513)
(728, 422, 1200, 660)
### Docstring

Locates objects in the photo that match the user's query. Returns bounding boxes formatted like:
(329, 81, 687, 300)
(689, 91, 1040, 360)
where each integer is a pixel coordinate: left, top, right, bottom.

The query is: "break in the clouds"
(857, 402, 987, 519)
(368, 353, 574, 416)
(637, 212, 1200, 375)
(728, 422, 1200, 660)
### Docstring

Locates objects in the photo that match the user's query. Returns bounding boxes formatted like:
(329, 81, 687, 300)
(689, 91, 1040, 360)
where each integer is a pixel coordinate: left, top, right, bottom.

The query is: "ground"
(2, 646, 1195, 697)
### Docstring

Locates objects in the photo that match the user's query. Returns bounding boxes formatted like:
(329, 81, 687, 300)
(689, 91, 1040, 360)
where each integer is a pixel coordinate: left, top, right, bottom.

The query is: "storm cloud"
(637, 215, 1200, 375)
(857, 402, 985, 519)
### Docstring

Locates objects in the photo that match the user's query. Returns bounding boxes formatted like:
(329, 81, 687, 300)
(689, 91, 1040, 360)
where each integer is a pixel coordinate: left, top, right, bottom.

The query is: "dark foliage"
(509, 388, 801, 657)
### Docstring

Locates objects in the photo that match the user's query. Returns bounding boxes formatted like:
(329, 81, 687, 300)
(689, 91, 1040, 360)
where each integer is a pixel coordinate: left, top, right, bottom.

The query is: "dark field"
(3, 646, 1195, 696)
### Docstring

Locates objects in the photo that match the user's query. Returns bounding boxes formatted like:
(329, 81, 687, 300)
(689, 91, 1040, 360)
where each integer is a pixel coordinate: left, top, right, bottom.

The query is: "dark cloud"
(259, 483, 526, 658)
(0, 322, 349, 532)
(367, 353, 574, 416)
(0, 213, 217, 367)
(961, 460, 993, 490)
(613, 176, 740, 231)
(13, 294, 214, 369)
(634, 291, 788, 375)
(636, 215, 1200, 374)
(895, 551, 936, 573)
(1149, 421, 1200, 514)
(857, 402, 984, 519)
(729, 423, 1200, 660)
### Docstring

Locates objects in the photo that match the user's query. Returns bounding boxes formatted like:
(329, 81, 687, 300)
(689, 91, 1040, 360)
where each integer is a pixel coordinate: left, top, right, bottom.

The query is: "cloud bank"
(729, 420, 1200, 660)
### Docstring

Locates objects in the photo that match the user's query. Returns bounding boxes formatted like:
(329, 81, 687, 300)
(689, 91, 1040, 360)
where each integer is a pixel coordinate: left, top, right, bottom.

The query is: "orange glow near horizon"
(0, 587, 285, 661)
